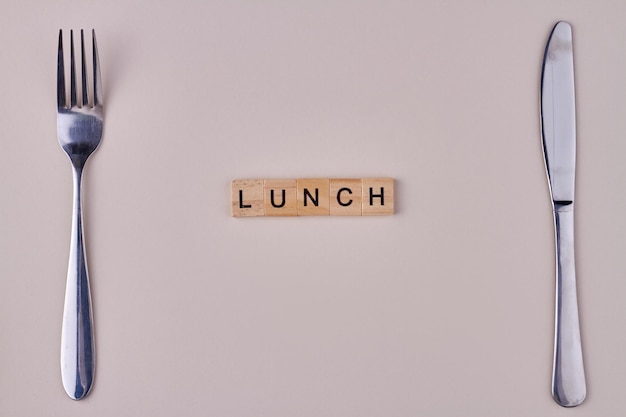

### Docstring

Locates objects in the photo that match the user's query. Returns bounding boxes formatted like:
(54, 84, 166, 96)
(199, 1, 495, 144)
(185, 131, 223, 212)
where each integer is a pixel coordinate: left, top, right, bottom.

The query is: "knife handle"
(552, 204, 586, 407)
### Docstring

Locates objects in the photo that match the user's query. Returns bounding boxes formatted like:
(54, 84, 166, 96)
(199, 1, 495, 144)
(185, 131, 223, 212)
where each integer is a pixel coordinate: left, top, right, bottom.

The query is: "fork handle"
(61, 167, 95, 400)
(551, 205, 586, 407)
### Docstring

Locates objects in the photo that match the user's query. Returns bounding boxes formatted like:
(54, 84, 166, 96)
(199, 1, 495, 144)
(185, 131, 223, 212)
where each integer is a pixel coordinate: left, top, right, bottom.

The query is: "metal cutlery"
(57, 29, 103, 400)
(540, 21, 586, 407)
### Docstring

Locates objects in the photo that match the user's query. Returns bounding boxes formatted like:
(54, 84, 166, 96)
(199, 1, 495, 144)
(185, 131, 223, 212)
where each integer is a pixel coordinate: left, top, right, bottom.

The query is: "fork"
(57, 29, 103, 400)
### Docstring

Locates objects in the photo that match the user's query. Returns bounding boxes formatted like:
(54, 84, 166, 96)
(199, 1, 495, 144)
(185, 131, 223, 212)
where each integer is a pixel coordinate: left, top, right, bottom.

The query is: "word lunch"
(231, 178, 395, 217)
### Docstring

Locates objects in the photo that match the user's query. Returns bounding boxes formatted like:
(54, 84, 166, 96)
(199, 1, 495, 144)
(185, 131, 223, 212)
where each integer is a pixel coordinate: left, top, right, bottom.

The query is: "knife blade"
(540, 21, 586, 407)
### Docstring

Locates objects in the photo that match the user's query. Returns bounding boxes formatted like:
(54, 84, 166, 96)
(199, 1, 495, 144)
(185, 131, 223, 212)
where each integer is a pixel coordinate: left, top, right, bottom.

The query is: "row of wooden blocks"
(232, 178, 394, 217)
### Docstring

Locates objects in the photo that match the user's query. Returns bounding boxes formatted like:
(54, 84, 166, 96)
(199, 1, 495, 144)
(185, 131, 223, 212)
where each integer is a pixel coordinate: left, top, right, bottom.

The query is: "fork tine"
(92, 30, 103, 107)
(69, 30, 77, 107)
(80, 30, 89, 107)
(57, 30, 66, 108)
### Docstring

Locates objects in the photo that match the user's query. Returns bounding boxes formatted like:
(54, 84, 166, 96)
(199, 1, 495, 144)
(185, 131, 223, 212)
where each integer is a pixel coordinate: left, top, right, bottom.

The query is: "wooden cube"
(232, 179, 265, 217)
(329, 178, 362, 216)
(297, 178, 330, 216)
(264, 179, 297, 216)
(362, 178, 394, 215)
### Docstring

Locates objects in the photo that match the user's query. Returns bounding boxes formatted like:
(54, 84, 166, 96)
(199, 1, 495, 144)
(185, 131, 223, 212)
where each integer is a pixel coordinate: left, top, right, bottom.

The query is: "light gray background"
(1, 0, 625, 416)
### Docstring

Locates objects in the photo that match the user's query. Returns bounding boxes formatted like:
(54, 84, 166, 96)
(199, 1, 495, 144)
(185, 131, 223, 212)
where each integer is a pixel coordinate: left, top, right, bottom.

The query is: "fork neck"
(70, 155, 89, 169)
(72, 163, 84, 178)
(71, 166, 84, 206)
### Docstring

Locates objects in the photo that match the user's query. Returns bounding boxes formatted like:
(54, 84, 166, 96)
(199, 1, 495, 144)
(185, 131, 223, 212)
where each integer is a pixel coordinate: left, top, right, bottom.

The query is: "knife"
(540, 21, 586, 407)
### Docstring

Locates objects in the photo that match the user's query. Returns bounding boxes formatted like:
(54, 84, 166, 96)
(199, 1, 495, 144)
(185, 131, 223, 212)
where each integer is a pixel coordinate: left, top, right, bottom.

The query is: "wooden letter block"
(264, 179, 297, 216)
(362, 178, 394, 215)
(232, 177, 395, 217)
(232, 179, 265, 217)
(329, 178, 362, 216)
(297, 178, 330, 216)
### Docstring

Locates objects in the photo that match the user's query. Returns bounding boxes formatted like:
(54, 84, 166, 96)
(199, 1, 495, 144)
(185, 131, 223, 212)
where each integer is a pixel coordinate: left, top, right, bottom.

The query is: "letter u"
(270, 189, 286, 208)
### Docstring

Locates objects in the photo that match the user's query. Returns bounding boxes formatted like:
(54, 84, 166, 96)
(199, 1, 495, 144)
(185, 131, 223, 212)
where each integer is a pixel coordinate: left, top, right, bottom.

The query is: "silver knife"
(540, 21, 586, 407)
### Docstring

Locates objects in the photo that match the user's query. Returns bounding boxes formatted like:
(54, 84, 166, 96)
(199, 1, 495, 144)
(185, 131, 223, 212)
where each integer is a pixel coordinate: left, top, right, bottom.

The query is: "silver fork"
(57, 29, 103, 400)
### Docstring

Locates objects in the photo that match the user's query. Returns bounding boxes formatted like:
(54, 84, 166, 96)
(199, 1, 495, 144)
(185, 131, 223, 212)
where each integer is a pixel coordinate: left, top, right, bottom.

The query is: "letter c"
(337, 188, 353, 207)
